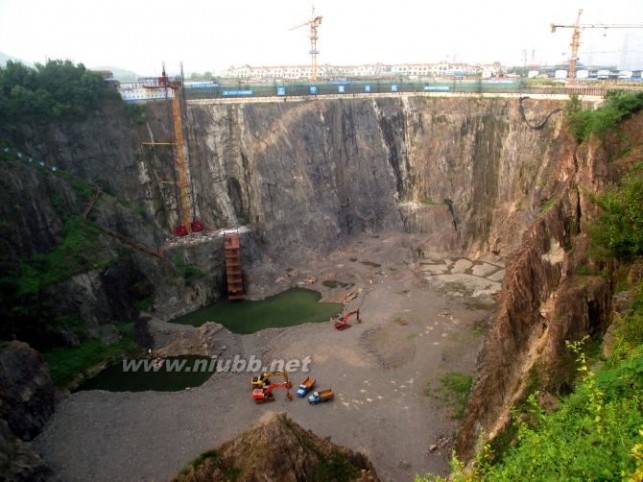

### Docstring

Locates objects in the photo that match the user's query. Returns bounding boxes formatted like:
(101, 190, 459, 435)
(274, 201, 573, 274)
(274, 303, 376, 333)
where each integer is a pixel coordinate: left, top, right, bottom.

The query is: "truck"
(296, 376, 316, 397)
(308, 389, 334, 405)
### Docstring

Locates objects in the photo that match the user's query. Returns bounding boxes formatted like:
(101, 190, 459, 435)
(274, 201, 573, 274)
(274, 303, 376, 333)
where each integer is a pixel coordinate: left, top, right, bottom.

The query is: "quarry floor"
(34, 233, 502, 482)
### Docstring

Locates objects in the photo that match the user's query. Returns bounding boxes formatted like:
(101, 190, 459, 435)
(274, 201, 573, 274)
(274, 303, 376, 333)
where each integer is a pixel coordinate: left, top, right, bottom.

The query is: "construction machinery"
(296, 376, 316, 397)
(551, 10, 643, 81)
(308, 389, 334, 405)
(334, 309, 360, 330)
(250, 371, 289, 389)
(142, 64, 203, 236)
(252, 381, 293, 403)
(290, 5, 323, 81)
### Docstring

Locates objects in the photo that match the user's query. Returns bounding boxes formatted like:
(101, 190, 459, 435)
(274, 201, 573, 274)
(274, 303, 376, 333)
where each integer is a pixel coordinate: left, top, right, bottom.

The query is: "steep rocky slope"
(2, 95, 570, 338)
(455, 111, 643, 460)
(0, 342, 59, 481)
(173, 412, 379, 482)
(185, 97, 567, 262)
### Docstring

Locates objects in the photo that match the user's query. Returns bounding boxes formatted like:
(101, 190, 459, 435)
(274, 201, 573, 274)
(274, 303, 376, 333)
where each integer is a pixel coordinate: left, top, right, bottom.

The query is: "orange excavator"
(334, 309, 360, 330)
(251, 370, 289, 389)
(252, 381, 293, 403)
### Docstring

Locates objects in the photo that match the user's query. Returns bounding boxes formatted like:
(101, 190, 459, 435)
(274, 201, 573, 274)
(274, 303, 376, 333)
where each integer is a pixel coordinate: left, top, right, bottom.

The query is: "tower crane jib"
(290, 6, 323, 81)
(551, 9, 643, 81)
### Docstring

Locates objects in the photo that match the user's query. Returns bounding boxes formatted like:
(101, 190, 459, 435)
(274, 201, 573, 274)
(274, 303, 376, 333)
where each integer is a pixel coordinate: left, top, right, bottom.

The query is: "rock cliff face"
(455, 111, 643, 460)
(3, 95, 569, 334)
(173, 412, 379, 482)
(0, 341, 59, 481)
(183, 97, 567, 262)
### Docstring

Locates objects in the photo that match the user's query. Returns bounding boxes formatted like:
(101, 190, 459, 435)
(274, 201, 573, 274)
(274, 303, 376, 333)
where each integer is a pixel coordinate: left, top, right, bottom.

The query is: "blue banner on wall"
(222, 90, 254, 96)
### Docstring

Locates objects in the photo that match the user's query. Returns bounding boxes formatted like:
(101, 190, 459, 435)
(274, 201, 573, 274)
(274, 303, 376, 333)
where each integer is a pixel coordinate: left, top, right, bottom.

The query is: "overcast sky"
(1, 0, 642, 76)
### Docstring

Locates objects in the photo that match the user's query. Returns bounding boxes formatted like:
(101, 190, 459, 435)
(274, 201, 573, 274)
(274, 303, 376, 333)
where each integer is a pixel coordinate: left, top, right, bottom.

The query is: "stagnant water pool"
(76, 355, 213, 392)
(170, 287, 343, 334)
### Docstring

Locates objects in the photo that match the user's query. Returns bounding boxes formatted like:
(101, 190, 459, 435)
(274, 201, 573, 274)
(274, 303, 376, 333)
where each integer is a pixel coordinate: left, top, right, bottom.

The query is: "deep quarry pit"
(34, 232, 497, 482)
(6, 94, 578, 481)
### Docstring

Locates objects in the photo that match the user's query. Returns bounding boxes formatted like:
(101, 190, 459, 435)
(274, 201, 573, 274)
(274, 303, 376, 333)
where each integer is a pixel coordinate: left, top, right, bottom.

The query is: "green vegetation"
(426, 371, 473, 420)
(0, 215, 114, 345)
(418, 108, 643, 482)
(15, 217, 109, 296)
(589, 166, 643, 260)
(123, 103, 146, 124)
(178, 448, 241, 480)
(539, 196, 557, 213)
(175, 260, 207, 281)
(566, 91, 643, 142)
(313, 453, 360, 482)
(43, 322, 138, 387)
(0, 59, 120, 128)
(417, 341, 643, 481)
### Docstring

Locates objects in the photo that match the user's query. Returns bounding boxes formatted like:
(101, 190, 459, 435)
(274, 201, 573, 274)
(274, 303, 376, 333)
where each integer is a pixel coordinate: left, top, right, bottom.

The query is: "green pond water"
(76, 355, 213, 392)
(171, 287, 343, 334)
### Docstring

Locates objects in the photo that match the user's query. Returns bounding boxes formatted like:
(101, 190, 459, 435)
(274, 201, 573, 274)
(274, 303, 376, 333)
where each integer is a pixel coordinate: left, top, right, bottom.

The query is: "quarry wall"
(6, 95, 614, 468)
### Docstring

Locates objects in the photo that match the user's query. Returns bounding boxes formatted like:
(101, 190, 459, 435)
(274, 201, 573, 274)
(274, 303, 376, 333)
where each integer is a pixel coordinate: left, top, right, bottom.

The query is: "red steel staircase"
(224, 232, 244, 300)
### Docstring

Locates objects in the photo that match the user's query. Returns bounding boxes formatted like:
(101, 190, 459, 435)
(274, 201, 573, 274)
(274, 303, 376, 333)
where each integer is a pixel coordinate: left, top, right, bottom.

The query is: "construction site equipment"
(334, 309, 360, 330)
(142, 64, 203, 236)
(252, 381, 294, 403)
(224, 231, 244, 300)
(250, 370, 289, 389)
(308, 389, 334, 405)
(290, 6, 323, 81)
(551, 10, 643, 81)
(296, 376, 316, 397)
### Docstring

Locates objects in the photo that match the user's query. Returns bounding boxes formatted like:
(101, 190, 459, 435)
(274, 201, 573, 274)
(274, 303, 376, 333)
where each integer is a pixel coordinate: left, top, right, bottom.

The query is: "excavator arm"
(252, 381, 293, 403)
(334, 310, 360, 330)
(250, 370, 290, 388)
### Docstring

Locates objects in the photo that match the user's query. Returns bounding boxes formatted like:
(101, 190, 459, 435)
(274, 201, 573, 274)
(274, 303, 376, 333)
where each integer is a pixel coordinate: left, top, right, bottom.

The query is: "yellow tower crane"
(551, 9, 643, 81)
(141, 64, 203, 237)
(290, 6, 323, 81)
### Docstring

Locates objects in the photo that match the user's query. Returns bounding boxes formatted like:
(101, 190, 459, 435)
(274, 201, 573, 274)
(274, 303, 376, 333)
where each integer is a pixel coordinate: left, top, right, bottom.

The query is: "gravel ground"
(34, 233, 493, 482)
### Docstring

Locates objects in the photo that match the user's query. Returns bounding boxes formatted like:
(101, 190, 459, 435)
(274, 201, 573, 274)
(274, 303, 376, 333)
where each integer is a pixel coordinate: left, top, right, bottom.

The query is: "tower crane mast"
(290, 6, 323, 81)
(551, 9, 643, 81)
(142, 64, 203, 236)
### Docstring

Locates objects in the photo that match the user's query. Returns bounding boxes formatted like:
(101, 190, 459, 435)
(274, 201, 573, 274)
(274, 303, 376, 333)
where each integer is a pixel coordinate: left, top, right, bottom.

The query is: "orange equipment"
(142, 64, 203, 236)
(252, 381, 293, 403)
(250, 370, 289, 389)
(334, 309, 360, 330)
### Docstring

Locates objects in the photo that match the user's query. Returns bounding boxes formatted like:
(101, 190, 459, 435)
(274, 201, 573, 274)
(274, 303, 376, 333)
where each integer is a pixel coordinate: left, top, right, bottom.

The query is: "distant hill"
(90, 65, 139, 82)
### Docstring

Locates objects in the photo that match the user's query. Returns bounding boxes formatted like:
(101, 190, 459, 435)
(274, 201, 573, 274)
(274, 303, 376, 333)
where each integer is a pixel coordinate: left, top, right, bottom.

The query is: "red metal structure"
(224, 232, 244, 300)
